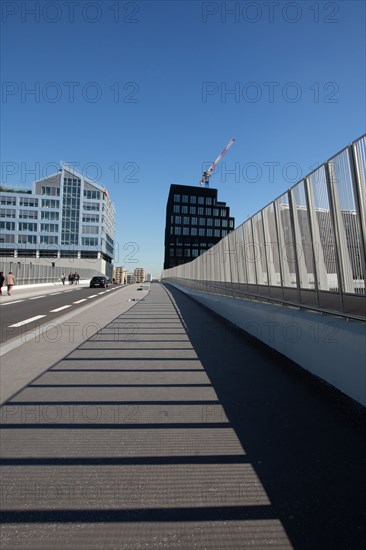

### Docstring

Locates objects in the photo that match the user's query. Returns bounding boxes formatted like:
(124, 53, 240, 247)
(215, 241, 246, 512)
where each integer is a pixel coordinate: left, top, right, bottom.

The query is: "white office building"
(0, 164, 116, 278)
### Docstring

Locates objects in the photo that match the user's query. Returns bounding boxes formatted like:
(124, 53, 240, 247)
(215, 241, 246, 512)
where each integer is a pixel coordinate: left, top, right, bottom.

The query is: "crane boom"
(200, 138, 236, 186)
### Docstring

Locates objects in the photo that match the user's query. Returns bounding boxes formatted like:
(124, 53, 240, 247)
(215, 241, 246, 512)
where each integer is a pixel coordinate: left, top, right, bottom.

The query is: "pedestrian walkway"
(0, 284, 365, 549)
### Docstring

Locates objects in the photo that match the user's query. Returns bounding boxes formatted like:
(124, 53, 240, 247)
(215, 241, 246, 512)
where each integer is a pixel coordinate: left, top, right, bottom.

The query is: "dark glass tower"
(164, 184, 235, 269)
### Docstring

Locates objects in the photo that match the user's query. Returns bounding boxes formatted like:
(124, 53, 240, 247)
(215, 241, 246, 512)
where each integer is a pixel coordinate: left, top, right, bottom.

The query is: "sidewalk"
(0, 283, 365, 549)
(0, 280, 91, 302)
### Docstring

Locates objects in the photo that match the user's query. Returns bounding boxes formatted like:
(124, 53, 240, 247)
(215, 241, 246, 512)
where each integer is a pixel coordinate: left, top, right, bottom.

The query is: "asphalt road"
(0, 285, 123, 344)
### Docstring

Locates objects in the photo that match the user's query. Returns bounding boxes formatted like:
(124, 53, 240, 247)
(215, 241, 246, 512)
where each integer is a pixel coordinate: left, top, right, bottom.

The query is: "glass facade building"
(0, 165, 116, 275)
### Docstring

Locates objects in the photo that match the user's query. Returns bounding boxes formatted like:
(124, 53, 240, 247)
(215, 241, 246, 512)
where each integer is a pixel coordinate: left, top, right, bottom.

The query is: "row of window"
(41, 186, 60, 196)
(84, 189, 101, 200)
(171, 216, 231, 228)
(173, 194, 215, 205)
(5, 235, 60, 244)
(1, 222, 61, 232)
(0, 197, 102, 211)
(170, 226, 228, 237)
(173, 205, 227, 217)
(170, 248, 198, 258)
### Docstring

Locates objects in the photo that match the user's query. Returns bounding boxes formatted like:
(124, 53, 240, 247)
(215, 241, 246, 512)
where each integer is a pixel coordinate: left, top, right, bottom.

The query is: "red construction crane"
(199, 137, 236, 187)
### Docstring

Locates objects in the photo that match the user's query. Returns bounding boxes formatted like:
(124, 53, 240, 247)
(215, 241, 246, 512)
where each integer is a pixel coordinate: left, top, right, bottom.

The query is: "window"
(183, 227, 189, 235)
(184, 249, 190, 257)
(0, 234, 15, 243)
(207, 218, 213, 226)
(84, 189, 101, 200)
(1, 196, 16, 206)
(0, 221, 15, 231)
(207, 228, 213, 236)
(183, 217, 190, 225)
(83, 202, 99, 211)
(192, 249, 199, 257)
(175, 216, 182, 224)
(173, 205, 180, 213)
(205, 208, 211, 216)
(0, 209, 15, 218)
(206, 197, 212, 205)
(181, 205, 188, 214)
(42, 199, 59, 208)
(82, 226, 98, 234)
(42, 186, 60, 196)
(19, 197, 38, 207)
(221, 209, 227, 217)
(199, 218, 205, 226)
(81, 237, 98, 246)
(190, 206, 196, 214)
(213, 208, 219, 216)
(222, 219, 228, 228)
(214, 229, 220, 237)
(170, 215, 174, 223)
(222, 230, 228, 237)
(40, 223, 58, 232)
(191, 217, 197, 225)
(229, 219, 234, 228)
(169, 248, 174, 257)
(182, 195, 188, 203)
(18, 235, 37, 244)
(174, 194, 180, 202)
(176, 248, 182, 257)
(215, 219, 221, 227)
(191, 227, 197, 236)
(190, 196, 196, 204)
(174, 227, 181, 235)
(40, 235, 58, 244)
(198, 197, 204, 204)
(19, 222, 37, 232)
(19, 210, 38, 219)
(82, 214, 99, 223)
(198, 207, 204, 215)
(199, 228, 205, 236)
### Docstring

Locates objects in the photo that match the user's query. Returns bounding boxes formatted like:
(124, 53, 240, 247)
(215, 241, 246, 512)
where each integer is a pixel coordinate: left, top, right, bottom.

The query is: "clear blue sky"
(1, 0, 365, 275)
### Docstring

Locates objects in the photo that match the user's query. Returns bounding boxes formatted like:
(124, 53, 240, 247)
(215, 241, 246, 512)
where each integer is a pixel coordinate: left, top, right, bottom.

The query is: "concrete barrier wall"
(166, 282, 366, 407)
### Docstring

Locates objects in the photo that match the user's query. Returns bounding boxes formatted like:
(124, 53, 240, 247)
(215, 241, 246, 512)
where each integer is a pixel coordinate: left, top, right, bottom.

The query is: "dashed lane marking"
(0, 300, 25, 306)
(49, 305, 72, 312)
(8, 315, 47, 328)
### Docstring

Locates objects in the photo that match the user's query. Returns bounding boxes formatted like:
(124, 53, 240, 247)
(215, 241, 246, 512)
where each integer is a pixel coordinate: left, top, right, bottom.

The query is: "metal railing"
(162, 135, 366, 319)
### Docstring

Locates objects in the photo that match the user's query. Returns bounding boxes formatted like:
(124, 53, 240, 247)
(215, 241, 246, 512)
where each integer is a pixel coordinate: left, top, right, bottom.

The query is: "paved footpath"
(0, 284, 365, 549)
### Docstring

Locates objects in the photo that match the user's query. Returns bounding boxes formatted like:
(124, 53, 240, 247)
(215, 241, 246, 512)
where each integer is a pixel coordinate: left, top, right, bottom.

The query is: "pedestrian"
(5, 271, 16, 296)
(0, 272, 4, 295)
(74, 272, 79, 284)
(61, 273, 66, 285)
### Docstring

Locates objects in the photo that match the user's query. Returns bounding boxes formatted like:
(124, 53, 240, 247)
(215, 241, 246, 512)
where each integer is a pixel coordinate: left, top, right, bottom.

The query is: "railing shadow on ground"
(0, 283, 365, 550)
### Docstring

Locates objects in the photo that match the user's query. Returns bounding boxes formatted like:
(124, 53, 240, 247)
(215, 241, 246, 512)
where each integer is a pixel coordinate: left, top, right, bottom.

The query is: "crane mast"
(199, 138, 236, 187)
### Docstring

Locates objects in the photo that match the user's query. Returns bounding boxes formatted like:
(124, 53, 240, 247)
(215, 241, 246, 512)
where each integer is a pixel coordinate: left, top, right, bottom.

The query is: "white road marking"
(73, 299, 87, 304)
(8, 315, 47, 328)
(0, 300, 25, 306)
(50, 305, 72, 312)
(29, 295, 46, 300)
(88, 295, 98, 298)
(49, 292, 62, 295)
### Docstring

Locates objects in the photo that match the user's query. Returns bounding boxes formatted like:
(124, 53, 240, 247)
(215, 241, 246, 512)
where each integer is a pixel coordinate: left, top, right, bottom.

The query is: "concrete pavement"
(0, 283, 365, 549)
